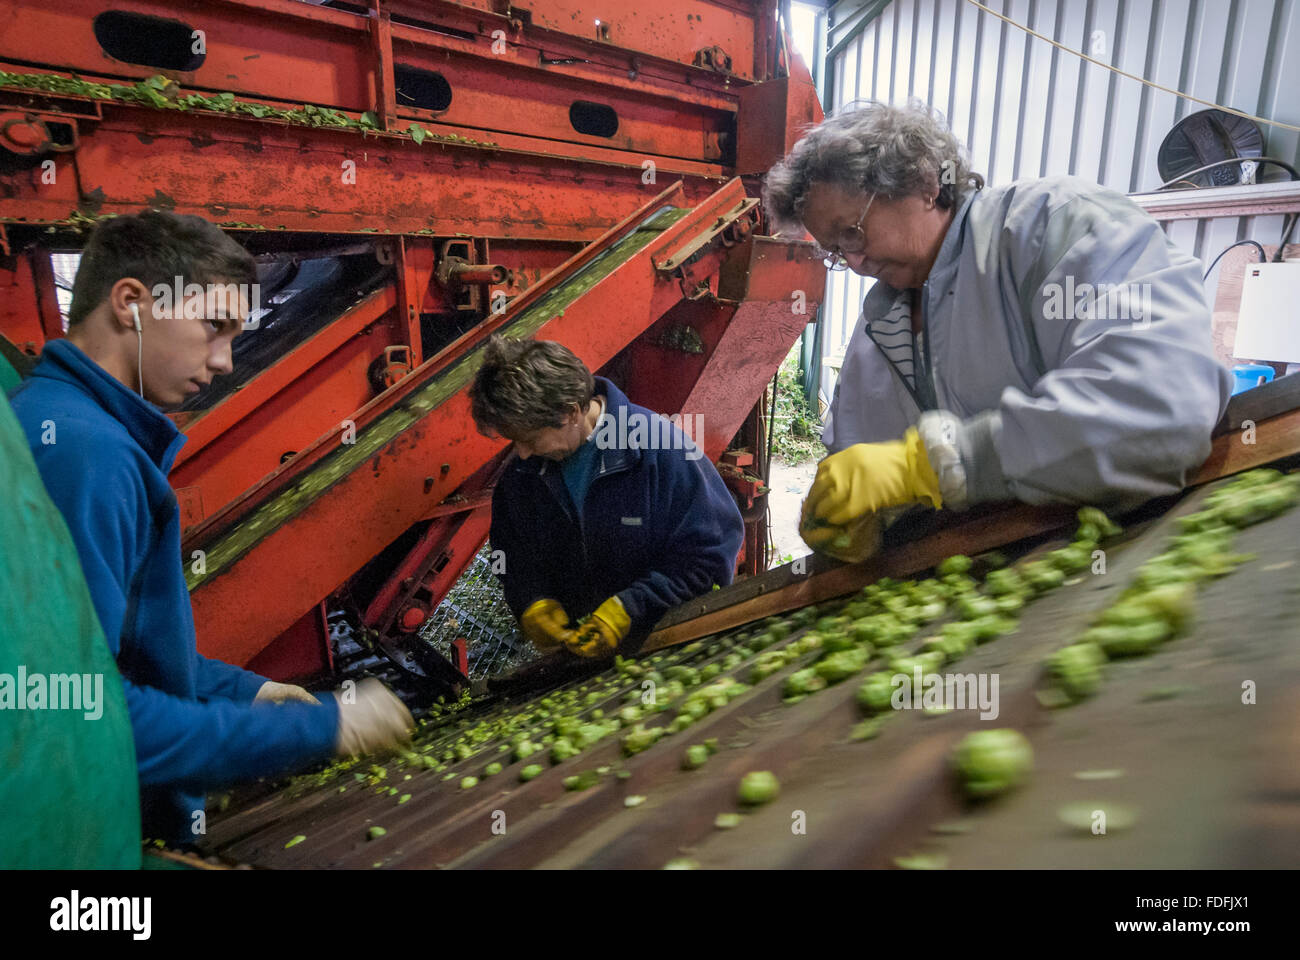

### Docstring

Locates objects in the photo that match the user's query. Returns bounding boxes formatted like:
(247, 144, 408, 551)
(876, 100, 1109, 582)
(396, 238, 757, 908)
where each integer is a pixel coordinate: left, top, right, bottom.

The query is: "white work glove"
(333, 678, 415, 758)
(254, 680, 321, 705)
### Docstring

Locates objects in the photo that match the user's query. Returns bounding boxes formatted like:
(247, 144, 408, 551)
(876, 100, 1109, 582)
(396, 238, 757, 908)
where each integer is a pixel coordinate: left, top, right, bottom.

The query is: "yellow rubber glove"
(254, 680, 321, 705)
(800, 510, 883, 564)
(520, 598, 575, 653)
(802, 427, 942, 529)
(565, 596, 630, 659)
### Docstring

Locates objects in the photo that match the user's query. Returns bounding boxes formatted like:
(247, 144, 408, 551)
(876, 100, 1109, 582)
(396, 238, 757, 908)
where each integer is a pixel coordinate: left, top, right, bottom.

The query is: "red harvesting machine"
(0, 0, 827, 689)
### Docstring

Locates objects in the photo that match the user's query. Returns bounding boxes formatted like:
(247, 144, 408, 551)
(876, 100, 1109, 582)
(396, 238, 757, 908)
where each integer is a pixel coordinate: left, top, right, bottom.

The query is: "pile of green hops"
(1082, 580, 1196, 658)
(1213, 470, 1299, 528)
(1047, 642, 1106, 701)
(888, 651, 944, 678)
(855, 672, 896, 714)
(1019, 561, 1066, 594)
(1076, 506, 1123, 540)
(783, 667, 827, 698)
(814, 647, 871, 685)
(749, 649, 794, 683)
(1044, 541, 1094, 574)
(983, 568, 1028, 598)
(920, 631, 970, 664)
(621, 724, 665, 757)
(954, 594, 998, 620)
(550, 738, 578, 764)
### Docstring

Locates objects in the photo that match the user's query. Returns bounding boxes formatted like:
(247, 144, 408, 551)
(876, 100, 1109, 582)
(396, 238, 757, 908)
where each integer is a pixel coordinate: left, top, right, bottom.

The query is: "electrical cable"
(1202, 240, 1266, 281)
(1156, 157, 1300, 191)
(1273, 213, 1298, 263)
(764, 372, 779, 569)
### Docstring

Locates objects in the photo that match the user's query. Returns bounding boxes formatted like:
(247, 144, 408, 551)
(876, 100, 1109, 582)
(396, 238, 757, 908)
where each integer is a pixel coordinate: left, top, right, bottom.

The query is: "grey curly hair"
(762, 99, 984, 234)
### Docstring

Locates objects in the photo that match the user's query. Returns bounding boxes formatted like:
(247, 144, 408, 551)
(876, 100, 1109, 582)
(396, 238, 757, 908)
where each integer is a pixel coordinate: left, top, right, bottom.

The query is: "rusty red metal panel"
(0, 250, 62, 355)
(0, 0, 744, 161)
(0, 105, 724, 236)
(361, 458, 504, 634)
(735, 70, 824, 176)
(408, 0, 761, 79)
(616, 235, 823, 462)
(169, 289, 401, 530)
(244, 602, 333, 682)
(385, 504, 493, 637)
(368, 3, 399, 133)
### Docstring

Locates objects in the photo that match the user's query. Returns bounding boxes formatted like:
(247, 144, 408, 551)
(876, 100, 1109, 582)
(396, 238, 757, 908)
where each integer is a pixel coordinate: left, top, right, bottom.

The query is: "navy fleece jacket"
(490, 377, 744, 650)
(8, 340, 338, 844)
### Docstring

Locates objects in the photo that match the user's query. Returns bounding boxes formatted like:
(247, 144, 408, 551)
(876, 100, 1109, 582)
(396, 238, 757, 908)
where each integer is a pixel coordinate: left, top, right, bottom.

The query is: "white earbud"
(130, 304, 144, 397)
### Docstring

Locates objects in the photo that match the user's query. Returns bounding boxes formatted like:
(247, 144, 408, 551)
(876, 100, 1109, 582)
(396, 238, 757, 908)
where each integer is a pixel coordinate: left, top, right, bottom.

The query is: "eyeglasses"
(817, 193, 876, 271)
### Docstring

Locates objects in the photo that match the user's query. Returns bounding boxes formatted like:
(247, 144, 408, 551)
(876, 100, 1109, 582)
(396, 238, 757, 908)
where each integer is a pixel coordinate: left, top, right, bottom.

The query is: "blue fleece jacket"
(8, 340, 339, 844)
(490, 377, 744, 649)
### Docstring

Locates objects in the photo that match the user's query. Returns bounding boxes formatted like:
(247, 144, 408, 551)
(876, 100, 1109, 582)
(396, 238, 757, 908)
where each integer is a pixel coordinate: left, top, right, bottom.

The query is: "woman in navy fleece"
(8, 211, 413, 846)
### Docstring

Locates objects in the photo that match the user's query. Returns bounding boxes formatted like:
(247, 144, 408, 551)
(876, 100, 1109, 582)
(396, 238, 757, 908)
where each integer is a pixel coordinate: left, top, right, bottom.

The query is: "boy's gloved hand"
(334, 678, 415, 758)
(255, 680, 320, 705)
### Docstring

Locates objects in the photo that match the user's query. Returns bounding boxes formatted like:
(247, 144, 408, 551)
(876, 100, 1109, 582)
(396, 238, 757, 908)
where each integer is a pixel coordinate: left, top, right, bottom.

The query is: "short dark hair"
(67, 210, 257, 325)
(469, 335, 594, 436)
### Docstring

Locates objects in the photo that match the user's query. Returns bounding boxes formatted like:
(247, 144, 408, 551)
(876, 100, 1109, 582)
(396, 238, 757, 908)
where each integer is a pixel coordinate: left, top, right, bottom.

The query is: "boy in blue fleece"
(8, 211, 412, 846)
(469, 335, 744, 659)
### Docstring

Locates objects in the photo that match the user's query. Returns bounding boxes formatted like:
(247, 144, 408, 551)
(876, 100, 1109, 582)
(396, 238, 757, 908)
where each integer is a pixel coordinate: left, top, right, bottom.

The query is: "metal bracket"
(655, 197, 759, 273)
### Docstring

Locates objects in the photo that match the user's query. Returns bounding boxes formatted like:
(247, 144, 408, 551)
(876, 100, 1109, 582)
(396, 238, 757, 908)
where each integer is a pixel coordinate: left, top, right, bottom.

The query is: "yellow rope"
(962, 0, 1300, 133)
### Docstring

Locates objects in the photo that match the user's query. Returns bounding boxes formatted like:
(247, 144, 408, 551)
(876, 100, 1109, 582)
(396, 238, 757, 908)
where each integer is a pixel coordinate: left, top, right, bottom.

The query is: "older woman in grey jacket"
(764, 100, 1232, 561)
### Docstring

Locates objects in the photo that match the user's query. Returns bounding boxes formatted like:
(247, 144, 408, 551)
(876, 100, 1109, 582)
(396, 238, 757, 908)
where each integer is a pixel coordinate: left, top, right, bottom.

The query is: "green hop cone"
(682, 745, 710, 770)
(951, 729, 1033, 799)
(738, 770, 780, 806)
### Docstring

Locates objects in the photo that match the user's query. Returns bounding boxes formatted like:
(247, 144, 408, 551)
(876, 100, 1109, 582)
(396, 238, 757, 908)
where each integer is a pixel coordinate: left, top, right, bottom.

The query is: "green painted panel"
(0, 391, 141, 868)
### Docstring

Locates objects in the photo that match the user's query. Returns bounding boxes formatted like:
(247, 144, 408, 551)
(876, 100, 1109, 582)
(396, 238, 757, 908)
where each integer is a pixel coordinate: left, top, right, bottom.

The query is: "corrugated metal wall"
(819, 0, 1300, 395)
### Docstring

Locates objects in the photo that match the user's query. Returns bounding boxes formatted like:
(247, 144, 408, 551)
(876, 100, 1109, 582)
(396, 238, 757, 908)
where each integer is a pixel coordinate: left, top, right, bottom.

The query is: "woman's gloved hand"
(799, 510, 883, 564)
(802, 427, 943, 527)
(565, 595, 630, 659)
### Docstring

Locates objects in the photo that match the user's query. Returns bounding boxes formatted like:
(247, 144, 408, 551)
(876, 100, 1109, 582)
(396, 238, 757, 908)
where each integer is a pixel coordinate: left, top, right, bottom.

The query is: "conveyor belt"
(199, 466, 1300, 869)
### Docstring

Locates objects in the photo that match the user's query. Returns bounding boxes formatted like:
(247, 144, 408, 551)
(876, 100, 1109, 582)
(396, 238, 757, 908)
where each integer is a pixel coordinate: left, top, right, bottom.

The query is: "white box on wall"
(1232, 262, 1300, 364)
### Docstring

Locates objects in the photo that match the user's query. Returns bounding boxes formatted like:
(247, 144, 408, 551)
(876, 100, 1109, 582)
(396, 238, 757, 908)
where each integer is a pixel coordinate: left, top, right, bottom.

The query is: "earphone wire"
(131, 304, 144, 399)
